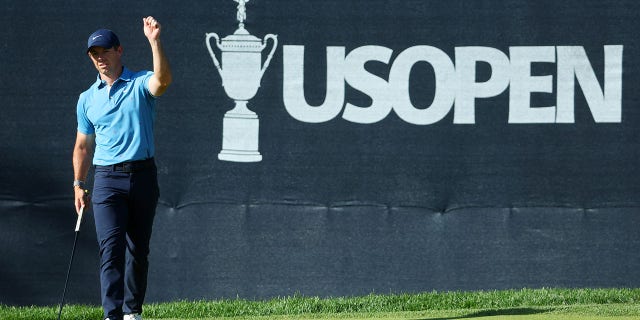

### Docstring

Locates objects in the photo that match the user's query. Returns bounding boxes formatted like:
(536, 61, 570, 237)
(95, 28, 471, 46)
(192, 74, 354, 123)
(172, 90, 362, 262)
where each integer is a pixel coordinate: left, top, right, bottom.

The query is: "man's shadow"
(417, 307, 554, 319)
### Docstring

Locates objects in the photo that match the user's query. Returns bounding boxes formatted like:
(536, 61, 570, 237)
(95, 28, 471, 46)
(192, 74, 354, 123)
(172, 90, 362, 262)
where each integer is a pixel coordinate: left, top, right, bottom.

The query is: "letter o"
(389, 46, 456, 125)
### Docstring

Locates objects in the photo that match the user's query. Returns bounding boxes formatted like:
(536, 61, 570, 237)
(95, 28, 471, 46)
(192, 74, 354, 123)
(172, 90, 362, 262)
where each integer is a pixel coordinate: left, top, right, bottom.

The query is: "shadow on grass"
(418, 307, 555, 319)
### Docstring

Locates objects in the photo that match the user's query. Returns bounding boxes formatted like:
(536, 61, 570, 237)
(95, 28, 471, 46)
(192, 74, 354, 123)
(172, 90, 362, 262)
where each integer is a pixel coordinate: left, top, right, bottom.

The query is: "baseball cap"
(87, 29, 120, 52)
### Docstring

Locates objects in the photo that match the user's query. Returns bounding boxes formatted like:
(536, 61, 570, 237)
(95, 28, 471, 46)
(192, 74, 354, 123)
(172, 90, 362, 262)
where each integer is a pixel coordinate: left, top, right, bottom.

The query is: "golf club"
(57, 205, 85, 320)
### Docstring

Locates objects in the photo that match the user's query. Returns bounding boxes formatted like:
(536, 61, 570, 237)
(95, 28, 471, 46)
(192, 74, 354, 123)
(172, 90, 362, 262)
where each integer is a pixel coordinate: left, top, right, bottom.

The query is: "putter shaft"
(57, 207, 84, 320)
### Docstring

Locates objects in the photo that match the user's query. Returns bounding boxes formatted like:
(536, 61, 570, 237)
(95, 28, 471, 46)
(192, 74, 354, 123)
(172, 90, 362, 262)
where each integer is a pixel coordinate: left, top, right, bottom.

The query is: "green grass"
(2, 288, 640, 319)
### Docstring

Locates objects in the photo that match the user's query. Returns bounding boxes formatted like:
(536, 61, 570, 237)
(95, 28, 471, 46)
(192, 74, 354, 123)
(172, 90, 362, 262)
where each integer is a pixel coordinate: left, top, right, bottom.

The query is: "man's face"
(87, 46, 122, 78)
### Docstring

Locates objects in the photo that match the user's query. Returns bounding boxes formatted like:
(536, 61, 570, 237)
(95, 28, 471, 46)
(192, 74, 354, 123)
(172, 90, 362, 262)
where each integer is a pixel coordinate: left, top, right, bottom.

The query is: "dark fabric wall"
(1, 0, 639, 306)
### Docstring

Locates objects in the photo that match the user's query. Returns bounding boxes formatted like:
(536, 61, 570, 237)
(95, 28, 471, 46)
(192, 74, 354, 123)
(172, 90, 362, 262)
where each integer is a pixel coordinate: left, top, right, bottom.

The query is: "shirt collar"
(96, 66, 133, 88)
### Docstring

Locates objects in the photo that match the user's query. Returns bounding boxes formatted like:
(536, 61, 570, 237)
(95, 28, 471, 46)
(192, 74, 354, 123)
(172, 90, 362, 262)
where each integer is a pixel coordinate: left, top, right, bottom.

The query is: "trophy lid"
(219, 27, 264, 52)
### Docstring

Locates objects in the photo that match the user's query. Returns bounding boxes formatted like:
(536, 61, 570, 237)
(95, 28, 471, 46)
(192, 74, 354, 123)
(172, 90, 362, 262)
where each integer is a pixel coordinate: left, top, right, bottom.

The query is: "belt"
(96, 158, 155, 173)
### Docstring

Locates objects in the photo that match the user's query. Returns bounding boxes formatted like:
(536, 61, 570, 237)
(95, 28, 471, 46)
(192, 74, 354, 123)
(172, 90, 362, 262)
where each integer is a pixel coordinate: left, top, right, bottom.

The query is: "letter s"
(343, 46, 393, 124)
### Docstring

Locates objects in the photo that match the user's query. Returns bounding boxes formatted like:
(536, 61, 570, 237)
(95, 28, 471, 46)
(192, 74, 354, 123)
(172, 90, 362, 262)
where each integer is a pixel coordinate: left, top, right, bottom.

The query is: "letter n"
(557, 46, 623, 123)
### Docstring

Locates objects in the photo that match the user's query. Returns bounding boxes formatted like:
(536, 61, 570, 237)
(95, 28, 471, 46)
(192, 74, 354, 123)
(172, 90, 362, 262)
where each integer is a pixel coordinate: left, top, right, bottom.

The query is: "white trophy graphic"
(206, 0, 278, 162)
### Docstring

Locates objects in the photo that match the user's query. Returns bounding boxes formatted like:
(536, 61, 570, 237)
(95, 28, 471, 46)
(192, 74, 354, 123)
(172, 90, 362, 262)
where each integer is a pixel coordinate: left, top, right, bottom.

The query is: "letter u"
(283, 45, 346, 123)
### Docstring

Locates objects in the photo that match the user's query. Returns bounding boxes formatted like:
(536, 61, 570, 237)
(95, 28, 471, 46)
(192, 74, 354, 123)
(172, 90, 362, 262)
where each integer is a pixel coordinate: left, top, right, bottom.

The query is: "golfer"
(72, 16, 172, 320)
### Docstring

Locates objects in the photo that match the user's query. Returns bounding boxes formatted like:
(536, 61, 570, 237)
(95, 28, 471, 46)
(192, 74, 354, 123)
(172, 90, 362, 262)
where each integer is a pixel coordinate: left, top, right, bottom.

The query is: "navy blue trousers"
(92, 160, 159, 320)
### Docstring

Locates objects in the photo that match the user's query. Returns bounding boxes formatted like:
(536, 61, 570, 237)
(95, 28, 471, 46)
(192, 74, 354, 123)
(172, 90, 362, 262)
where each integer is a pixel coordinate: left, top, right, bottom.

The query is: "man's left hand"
(143, 16, 161, 41)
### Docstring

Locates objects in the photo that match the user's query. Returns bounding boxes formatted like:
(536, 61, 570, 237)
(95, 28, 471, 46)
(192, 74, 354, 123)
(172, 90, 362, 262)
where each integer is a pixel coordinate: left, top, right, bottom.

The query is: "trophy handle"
(205, 32, 223, 79)
(259, 34, 278, 79)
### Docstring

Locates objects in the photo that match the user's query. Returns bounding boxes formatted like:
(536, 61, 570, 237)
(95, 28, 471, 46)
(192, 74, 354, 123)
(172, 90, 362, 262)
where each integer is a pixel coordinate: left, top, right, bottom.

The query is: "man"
(73, 16, 172, 320)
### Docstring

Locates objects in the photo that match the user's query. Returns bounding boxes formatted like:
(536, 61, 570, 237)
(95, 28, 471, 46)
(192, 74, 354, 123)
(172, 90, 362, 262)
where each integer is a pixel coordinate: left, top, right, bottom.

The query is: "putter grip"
(75, 206, 84, 232)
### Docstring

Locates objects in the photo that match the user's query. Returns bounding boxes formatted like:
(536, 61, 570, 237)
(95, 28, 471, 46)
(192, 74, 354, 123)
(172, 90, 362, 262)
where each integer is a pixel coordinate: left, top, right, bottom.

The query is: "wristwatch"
(73, 180, 85, 188)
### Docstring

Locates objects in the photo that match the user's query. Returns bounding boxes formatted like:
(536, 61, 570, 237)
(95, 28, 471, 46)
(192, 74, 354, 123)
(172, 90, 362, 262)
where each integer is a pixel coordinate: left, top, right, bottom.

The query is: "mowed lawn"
(2, 288, 640, 319)
(150, 304, 640, 320)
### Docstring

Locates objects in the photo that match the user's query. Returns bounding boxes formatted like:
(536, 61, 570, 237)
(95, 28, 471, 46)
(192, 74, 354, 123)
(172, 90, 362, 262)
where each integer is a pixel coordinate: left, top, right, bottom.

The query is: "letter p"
(454, 47, 510, 124)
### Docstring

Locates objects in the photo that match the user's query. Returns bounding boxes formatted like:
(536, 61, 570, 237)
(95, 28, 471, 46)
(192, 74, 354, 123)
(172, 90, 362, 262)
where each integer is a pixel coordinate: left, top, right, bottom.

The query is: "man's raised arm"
(143, 16, 172, 97)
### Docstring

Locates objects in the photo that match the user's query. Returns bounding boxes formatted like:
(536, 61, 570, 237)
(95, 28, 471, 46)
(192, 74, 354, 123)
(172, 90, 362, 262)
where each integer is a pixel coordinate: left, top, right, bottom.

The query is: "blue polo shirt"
(77, 67, 156, 166)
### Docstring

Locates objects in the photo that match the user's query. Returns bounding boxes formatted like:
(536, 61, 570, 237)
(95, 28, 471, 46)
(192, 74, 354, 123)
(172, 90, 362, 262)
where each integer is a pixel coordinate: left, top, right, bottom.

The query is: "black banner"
(1, 0, 639, 306)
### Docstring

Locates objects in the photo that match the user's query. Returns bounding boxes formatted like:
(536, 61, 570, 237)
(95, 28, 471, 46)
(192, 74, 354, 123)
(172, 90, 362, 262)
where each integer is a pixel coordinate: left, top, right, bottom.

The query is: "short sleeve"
(140, 71, 156, 98)
(76, 93, 94, 135)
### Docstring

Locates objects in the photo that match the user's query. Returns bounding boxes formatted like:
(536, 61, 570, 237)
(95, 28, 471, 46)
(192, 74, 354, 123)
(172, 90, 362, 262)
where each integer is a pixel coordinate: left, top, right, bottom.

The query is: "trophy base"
(218, 150, 262, 162)
(218, 103, 262, 163)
